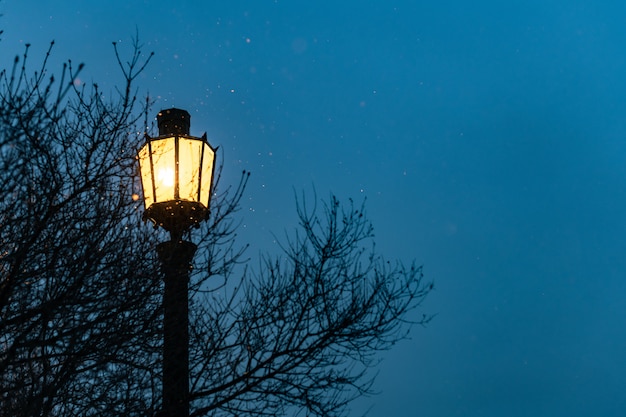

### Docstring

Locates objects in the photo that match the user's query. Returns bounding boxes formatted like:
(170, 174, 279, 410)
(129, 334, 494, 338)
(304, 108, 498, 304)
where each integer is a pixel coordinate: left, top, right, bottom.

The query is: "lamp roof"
(157, 108, 190, 136)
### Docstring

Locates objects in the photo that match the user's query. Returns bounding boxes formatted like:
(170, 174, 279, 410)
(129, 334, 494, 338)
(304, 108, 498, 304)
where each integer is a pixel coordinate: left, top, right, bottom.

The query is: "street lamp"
(138, 108, 216, 417)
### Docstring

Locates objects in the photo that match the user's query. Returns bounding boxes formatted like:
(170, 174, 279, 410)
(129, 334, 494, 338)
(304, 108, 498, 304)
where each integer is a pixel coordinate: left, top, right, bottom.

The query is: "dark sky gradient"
(3, 1, 626, 416)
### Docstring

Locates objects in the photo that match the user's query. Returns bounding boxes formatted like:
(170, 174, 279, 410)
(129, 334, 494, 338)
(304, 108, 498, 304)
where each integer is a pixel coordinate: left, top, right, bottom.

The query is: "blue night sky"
(3, 1, 626, 416)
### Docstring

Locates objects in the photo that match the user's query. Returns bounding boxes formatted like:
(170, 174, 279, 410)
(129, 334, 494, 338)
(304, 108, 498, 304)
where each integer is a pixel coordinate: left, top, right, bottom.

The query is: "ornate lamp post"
(138, 108, 216, 417)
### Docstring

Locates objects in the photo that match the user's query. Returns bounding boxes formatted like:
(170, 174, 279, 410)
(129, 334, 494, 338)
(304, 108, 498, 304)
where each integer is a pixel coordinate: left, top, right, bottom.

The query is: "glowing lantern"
(138, 108, 216, 235)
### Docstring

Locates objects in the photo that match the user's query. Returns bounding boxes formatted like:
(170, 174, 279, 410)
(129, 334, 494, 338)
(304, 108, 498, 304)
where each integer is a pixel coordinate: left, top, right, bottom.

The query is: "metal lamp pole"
(158, 238, 195, 417)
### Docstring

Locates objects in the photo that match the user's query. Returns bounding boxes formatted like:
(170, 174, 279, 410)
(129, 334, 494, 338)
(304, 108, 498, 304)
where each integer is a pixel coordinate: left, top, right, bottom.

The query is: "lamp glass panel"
(199, 143, 215, 205)
(178, 138, 203, 202)
(138, 143, 154, 207)
(150, 138, 176, 202)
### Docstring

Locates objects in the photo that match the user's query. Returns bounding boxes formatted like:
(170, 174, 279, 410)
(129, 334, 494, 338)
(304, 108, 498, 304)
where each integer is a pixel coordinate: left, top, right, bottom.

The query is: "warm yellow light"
(151, 138, 176, 202)
(139, 136, 215, 208)
(138, 144, 154, 206)
(157, 167, 175, 188)
(178, 138, 202, 201)
(199, 143, 215, 204)
(138, 137, 177, 207)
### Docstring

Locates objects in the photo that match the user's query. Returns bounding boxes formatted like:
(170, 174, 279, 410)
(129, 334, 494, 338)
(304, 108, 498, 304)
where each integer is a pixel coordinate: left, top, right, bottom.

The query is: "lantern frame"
(138, 109, 216, 237)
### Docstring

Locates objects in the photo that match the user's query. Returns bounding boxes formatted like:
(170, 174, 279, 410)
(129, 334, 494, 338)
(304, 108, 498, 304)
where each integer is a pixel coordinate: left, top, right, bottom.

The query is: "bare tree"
(0, 38, 163, 416)
(188, 193, 431, 417)
(0, 34, 432, 417)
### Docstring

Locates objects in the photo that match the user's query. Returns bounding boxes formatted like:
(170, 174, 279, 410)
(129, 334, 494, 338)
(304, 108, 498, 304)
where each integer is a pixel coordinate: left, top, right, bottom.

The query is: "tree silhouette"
(0, 35, 432, 417)
(0, 38, 164, 416)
